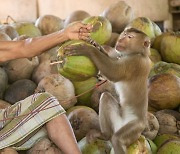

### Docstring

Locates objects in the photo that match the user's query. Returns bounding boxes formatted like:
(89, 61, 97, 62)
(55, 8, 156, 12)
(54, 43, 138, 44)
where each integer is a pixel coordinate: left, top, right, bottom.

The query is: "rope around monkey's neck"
(0, 79, 107, 122)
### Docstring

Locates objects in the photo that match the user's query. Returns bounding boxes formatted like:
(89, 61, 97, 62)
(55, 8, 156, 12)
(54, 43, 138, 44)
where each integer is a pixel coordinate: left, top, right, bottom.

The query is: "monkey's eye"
(128, 35, 134, 38)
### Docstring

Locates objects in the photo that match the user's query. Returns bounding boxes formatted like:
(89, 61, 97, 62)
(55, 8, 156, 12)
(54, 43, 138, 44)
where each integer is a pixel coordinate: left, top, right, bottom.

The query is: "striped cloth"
(0, 92, 65, 150)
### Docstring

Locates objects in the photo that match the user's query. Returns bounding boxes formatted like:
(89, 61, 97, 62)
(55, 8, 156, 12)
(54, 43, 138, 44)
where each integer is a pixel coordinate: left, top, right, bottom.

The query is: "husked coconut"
(64, 10, 90, 27)
(4, 79, 37, 104)
(4, 57, 39, 83)
(0, 147, 18, 154)
(148, 73, 180, 110)
(101, 1, 134, 33)
(35, 15, 64, 35)
(0, 99, 11, 109)
(0, 24, 19, 39)
(36, 74, 77, 109)
(66, 106, 99, 141)
(0, 67, 8, 99)
(28, 138, 62, 154)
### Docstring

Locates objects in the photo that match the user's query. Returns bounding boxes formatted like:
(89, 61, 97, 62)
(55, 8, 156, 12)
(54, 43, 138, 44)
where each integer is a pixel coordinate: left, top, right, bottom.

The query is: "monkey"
(64, 28, 151, 154)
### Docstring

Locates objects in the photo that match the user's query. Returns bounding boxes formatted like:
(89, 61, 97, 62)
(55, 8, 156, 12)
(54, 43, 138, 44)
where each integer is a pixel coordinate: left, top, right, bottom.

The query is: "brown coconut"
(148, 73, 180, 110)
(27, 138, 62, 154)
(36, 74, 77, 110)
(0, 148, 18, 154)
(143, 112, 159, 140)
(0, 24, 19, 39)
(66, 106, 99, 141)
(0, 67, 8, 99)
(4, 79, 37, 104)
(0, 99, 11, 109)
(35, 15, 64, 35)
(64, 10, 90, 27)
(91, 80, 118, 112)
(155, 111, 178, 135)
(4, 57, 39, 83)
(101, 1, 134, 33)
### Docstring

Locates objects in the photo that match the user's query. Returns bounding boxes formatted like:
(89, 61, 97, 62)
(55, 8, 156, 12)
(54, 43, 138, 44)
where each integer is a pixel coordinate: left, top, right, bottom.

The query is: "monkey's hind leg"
(99, 92, 121, 140)
(111, 120, 145, 154)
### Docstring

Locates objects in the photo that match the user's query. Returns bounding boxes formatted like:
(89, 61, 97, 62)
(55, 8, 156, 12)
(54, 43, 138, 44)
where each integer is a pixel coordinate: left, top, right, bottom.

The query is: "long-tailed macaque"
(64, 28, 151, 154)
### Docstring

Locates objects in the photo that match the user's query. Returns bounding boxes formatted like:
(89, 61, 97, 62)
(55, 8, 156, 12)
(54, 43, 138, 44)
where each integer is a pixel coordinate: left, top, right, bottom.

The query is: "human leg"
(46, 114, 81, 154)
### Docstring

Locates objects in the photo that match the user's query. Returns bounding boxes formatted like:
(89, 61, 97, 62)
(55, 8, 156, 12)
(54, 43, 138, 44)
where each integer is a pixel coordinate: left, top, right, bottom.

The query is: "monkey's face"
(115, 31, 135, 53)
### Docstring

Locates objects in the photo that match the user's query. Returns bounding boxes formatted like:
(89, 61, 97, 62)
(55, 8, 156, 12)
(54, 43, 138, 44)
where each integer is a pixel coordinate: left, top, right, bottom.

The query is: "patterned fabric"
(0, 92, 65, 150)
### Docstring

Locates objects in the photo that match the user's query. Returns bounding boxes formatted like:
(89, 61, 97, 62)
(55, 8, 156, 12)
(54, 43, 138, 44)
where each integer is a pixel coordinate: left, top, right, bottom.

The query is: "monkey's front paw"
(86, 129, 101, 143)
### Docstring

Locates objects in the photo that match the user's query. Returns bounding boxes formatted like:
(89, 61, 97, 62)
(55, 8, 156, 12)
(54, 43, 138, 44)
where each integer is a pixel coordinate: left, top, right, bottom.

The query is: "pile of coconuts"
(0, 1, 179, 154)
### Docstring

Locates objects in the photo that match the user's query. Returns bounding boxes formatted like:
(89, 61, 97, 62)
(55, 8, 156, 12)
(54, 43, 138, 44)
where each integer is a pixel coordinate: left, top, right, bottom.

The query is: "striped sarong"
(0, 92, 65, 150)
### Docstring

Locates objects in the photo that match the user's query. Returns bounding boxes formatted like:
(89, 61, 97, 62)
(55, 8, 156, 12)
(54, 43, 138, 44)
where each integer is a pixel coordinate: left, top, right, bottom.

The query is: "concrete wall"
(0, 0, 169, 23)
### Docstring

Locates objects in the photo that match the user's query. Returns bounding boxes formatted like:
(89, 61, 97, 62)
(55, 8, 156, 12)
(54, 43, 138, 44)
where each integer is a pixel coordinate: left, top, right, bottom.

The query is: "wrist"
(60, 29, 69, 42)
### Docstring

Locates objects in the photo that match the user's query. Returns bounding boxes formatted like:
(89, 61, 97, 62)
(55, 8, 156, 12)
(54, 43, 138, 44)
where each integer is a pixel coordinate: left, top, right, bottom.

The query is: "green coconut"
(110, 136, 151, 154)
(157, 139, 180, 154)
(160, 32, 180, 65)
(126, 17, 161, 42)
(153, 134, 179, 149)
(148, 73, 180, 110)
(57, 40, 98, 81)
(72, 77, 98, 107)
(12, 22, 42, 37)
(78, 137, 112, 154)
(152, 32, 171, 52)
(147, 139, 158, 154)
(149, 61, 180, 78)
(149, 48, 162, 64)
(82, 16, 112, 45)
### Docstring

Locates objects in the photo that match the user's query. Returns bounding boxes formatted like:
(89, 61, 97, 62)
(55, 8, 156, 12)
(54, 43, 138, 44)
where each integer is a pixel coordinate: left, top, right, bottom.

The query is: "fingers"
(79, 32, 91, 40)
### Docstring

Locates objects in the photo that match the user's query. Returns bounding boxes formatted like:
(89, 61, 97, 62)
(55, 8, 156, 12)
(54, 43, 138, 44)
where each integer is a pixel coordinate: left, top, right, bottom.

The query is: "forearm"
(0, 30, 68, 62)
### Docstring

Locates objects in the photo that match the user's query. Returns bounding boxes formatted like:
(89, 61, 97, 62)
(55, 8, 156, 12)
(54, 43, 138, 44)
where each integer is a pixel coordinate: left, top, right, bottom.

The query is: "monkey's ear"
(144, 41, 150, 48)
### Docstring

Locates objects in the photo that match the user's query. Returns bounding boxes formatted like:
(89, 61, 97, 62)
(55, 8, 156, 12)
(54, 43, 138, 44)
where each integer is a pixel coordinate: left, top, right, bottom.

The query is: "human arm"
(0, 22, 92, 62)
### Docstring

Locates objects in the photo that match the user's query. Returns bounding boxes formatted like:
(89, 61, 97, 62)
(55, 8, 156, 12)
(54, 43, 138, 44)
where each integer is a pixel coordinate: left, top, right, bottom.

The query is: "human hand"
(63, 22, 93, 41)
(63, 43, 98, 57)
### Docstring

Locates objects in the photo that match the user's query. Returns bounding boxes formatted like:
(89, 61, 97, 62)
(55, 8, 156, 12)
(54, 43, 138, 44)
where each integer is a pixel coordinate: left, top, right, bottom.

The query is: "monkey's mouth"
(115, 45, 125, 51)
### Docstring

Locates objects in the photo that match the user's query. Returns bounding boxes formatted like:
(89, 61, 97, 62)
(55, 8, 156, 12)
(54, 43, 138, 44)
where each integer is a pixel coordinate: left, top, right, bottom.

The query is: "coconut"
(157, 139, 180, 154)
(66, 106, 99, 141)
(91, 80, 118, 112)
(36, 74, 77, 110)
(82, 16, 112, 45)
(57, 40, 98, 81)
(0, 31, 11, 41)
(148, 73, 180, 110)
(126, 17, 162, 42)
(143, 112, 159, 140)
(149, 61, 180, 78)
(0, 99, 11, 109)
(64, 10, 90, 27)
(4, 79, 37, 104)
(4, 57, 39, 83)
(160, 32, 180, 65)
(153, 134, 179, 149)
(152, 32, 171, 52)
(0, 67, 8, 99)
(146, 138, 158, 154)
(12, 22, 42, 37)
(101, 1, 134, 33)
(149, 48, 162, 65)
(110, 136, 151, 154)
(35, 15, 64, 35)
(78, 137, 111, 154)
(0, 24, 19, 39)
(0, 147, 18, 154)
(155, 111, 178, 135)
(72, 77, 98, 107)
(27, 137, 62, 154)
